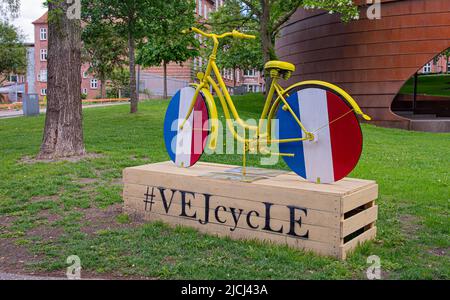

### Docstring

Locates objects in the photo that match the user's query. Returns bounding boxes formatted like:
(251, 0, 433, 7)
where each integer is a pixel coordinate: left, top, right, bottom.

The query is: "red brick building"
(420, 55, 450, 74)
(32, 12, 101, 100)
(143, 0, 265, 97)
(31, 1, 264, 101)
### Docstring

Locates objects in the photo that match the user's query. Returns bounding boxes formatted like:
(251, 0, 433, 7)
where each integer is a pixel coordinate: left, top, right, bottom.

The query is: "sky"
(11, 0, 47, 43)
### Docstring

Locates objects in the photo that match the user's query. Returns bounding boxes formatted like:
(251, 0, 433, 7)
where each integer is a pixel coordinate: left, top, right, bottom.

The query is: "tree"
(208, 5, 262, 88)
(0, 0, 20, 20)
(438, 48, 450, 73)
(108, 67, 130, 98)
(38, 0, 85, 159)
(82, 23, 127, 99)
(210, 0, 359, 84)
(83, 0, 164, 113)
(0, 22, 26, 85)
(137, 1, 198, 99)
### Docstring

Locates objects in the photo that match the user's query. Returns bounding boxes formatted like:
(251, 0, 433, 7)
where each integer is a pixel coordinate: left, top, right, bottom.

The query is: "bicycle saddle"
(264, 61, 296, 73)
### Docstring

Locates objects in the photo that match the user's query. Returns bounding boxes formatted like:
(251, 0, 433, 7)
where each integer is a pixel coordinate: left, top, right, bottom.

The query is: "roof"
(32, 12, 48, 24)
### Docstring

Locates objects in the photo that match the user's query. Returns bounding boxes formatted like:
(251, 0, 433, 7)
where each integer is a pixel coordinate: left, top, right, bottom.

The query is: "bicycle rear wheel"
(276, 84, 363, 184)
(164, 87, 209, 168)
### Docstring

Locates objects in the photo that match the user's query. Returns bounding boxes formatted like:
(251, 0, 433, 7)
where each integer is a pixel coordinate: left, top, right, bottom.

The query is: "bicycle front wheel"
(164, 87, 209, 168)
(276, 84, 363, 184)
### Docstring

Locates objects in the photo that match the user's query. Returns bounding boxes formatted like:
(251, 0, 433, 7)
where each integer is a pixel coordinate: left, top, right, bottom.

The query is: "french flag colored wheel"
(277, 86, 363, 184)
(164, 87, 209, 168)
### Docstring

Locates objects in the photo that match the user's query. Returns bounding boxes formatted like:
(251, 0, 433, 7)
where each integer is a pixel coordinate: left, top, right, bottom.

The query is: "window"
(82, 88, 88, 95)
(90, 79, 98, 89)
(38, 69, 47, 82)
(204, 5, 208, 19)
(198, 0, 202, 16)
(40, 49, 48, 61)
(447, 61, 450, 73)
(247, 85, 260, 93)
(41, 89, 47, 96)
(40, 28, 47, 41)
(244, 69, 257, 77)
(83, 71, 88, 78)
(423, 62, 432, 73)
(9, 75, 17, 82)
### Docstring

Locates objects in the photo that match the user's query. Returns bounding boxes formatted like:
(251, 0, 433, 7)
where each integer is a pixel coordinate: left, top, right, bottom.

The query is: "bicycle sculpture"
(164, 28, 372, 184)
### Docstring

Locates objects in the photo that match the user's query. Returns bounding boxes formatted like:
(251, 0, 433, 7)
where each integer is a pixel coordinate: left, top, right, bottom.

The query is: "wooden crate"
(123, 161, 378, 260)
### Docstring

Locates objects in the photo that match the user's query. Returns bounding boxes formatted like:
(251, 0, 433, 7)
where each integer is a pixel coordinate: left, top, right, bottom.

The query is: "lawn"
(0, 94, 449, 280)
(399, 74, 450, 97)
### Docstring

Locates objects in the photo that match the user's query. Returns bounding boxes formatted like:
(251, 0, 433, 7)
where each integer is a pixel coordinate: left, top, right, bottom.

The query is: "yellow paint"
(179, 27, 372, 175)
(265, 61, 296, 72)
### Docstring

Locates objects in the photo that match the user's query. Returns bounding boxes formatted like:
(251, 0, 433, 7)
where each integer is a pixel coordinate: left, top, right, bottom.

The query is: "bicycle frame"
(180, 36, 310, 155)
(179, 27, 372, 173)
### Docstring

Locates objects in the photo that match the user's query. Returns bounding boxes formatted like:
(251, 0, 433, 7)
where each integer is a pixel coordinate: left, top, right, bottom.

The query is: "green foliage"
(0, 22, 26, 81)
(210, 0, 359, 62)
(0, 0, 20, 20)
(137, 0, 199, 68)
(108, 68, 131, 98)
(207, 3, 263, 73)
(82, 22, 128, 85)
(81, 0, 159, 42)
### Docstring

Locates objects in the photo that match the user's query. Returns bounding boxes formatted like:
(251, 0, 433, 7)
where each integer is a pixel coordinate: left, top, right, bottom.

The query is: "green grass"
(0, 95, 449, 279)
(399, 74, 450, 97)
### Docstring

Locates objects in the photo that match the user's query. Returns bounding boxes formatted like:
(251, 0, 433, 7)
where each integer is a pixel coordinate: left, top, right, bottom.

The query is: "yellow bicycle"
(163, 27, 371, 184)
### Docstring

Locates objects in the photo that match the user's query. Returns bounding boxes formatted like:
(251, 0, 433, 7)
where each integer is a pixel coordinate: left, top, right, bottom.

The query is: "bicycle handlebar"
(182, 27, 256, 40)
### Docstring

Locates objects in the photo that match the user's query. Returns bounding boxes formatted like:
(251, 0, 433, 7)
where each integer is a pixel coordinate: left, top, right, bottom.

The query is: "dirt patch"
(0, 215, 16, 228)
(30, 195, 59, 204)
(428, 248, 448, 257)
(0, 238, 42, 274)
(161, 256, 177, 266)
(111, 178, 123, 186)
(399, 214, 421, 236)
(19, 153, 104, 165)
(75, 178, 99, 185)
(37, 210, 61, 224)
(80, 204, 144, 235)
(27, 225, 64, 241)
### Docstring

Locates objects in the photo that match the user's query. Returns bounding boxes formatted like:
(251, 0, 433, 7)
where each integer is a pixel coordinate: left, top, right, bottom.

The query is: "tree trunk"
(260, 0, 274, 94)
(38, 2, 85, 159)
(100, 73, 107, 99)
(233, 67, 237, 88)
(128, 31, 138, 113)
(163, 60, 168, 99)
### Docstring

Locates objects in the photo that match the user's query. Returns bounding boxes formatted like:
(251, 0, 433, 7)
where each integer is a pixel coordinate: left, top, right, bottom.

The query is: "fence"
(0, 98, 131, 110)
(139, 73, 189, 98)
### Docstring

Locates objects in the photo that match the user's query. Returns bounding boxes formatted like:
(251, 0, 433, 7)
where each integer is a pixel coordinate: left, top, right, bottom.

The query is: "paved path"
(0, 272, 65, 280)
(0, 102, 129, 119)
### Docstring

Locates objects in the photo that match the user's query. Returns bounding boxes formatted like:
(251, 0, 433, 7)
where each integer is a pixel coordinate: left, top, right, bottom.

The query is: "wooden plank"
(341, 206, 378, 237)
(124, 194, 341, 244)
(123, 168, 341, 213)
(124, 206, 339, 258)
(340, 227, 378, 260)
(122, 162, 379, 260)
(124, 183, 341, 228)
(341, 184, 379, 213)
(125, 162, 376, 195)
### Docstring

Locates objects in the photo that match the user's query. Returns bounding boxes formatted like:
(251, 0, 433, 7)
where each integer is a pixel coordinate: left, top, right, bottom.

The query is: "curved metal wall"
(276, 0, 450, 129)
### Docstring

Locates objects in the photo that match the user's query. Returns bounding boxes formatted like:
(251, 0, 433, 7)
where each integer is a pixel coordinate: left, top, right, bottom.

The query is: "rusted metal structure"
(277, 0, 450, 130)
